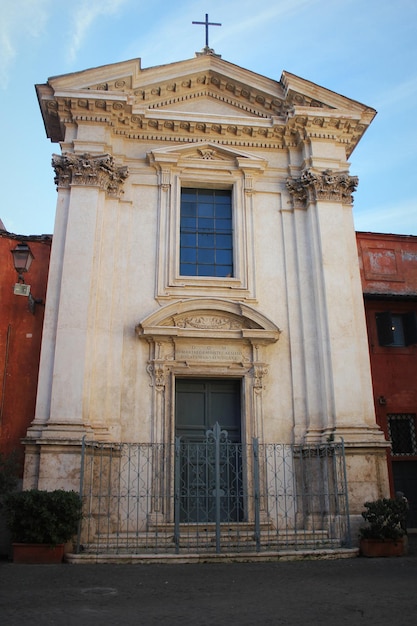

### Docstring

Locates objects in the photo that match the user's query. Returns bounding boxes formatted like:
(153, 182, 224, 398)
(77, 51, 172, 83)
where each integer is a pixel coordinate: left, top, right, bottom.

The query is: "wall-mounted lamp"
(11, 242, 34, 281)
(11, 242, 43, 314)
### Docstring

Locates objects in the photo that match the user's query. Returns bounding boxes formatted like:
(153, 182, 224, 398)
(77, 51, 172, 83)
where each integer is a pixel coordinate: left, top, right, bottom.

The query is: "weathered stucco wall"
(27, 54, 389, 515)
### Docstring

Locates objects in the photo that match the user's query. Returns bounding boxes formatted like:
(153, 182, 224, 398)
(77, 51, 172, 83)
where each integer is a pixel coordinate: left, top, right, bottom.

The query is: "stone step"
(79, 526, 339, 554)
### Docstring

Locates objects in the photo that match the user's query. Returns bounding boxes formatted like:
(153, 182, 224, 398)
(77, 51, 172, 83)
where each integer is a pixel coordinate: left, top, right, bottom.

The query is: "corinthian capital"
(287, 169, 358, 206)
(52, 152, 128, 196)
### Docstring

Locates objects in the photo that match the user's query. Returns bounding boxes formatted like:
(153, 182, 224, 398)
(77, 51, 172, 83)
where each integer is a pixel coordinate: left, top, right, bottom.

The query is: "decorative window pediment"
(149, 143, 266, 302)
(149, 142, 267, 171)
(136, 298, 280, 344)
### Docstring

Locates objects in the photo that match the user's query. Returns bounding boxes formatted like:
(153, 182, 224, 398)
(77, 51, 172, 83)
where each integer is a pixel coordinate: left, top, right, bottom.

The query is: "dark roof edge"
(0, 229, 52, 243)
(363, 292, 417, 301)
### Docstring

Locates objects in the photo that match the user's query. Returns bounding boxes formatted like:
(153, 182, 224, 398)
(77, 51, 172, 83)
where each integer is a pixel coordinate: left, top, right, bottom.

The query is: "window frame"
(170, 177, 245, 293)
(150, 143, 265, 302)
(179, 186, 234, 279)
(376, 311, 417, 347)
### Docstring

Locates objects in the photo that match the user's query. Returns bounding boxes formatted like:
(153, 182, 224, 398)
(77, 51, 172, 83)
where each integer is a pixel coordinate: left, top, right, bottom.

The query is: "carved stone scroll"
(52, 152, 128, 196)
(252, 364, 269, 393)
(286, 168, 358, 207)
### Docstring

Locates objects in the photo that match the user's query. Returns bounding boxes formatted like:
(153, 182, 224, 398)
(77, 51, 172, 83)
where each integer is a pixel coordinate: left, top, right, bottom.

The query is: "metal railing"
(77, 428, 350, 555)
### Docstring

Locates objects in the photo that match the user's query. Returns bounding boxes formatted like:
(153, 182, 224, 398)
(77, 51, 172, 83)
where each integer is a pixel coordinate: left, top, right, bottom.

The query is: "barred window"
(388, 414, 417, 456)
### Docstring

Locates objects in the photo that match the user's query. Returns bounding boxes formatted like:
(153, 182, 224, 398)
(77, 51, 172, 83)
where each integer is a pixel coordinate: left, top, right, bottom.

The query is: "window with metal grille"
(388, 414, 417, 456)
(180, 188, 233, 277)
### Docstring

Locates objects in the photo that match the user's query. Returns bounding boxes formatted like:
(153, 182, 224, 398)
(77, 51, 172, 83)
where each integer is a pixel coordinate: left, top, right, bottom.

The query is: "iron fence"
(77, 428, 350, 555)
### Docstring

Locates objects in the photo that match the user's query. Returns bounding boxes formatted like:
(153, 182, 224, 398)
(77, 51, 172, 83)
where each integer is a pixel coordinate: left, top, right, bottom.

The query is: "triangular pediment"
(42, 55, 286, 104)
(38, 54, 369, 116)
(37, 53, 376, 155)
(149, 142, 267, 169)
(154, 95, 265, 120)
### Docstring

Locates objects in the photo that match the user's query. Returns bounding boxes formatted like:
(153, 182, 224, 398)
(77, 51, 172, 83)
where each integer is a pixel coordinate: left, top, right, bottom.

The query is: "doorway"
(175, 378, 241, 442)
(392, 461, 417, 528)
(175, 378, 242, 523)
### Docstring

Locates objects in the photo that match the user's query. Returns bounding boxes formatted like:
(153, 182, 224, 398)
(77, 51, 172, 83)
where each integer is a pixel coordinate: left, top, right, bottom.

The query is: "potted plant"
(4, 489, 82, 563)
(359, 496, 408, 557)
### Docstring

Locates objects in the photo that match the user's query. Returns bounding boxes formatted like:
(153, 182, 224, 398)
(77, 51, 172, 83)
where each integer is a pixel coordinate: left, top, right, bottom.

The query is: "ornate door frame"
(136, 298, 280, 449)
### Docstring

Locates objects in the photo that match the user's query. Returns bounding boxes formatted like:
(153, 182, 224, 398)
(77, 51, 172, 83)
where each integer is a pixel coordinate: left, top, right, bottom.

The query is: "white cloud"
(0, 0, 51, 85)
(219, 0, 318, 36)
(374, 76, 417, 112)
(67, 0, 129, 63)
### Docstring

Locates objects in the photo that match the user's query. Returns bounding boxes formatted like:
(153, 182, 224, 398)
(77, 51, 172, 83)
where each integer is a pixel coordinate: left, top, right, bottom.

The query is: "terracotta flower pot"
(12, 543, 65, 564)
(360, 537, 405, 558)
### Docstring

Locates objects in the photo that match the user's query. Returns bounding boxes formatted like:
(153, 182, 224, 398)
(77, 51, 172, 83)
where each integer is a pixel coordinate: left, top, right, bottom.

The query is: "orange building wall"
(357, 232, 417, 297)
(0, 232, 51, 471)
(357, 231, 417, 525)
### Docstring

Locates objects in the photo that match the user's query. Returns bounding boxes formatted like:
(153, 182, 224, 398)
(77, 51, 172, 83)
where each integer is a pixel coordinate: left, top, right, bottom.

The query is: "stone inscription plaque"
(176, 344, 242, 363)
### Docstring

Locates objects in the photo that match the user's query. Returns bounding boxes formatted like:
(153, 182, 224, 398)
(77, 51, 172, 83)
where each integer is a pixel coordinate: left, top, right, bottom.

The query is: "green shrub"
(359, 497, 408, 541)
(0, 452, 19, 508)
(4, 489, 82, 545)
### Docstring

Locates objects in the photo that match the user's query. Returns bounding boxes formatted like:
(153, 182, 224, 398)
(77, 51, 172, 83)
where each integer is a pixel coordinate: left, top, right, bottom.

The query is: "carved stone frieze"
(137, 300, 280, 344)
(197, 148, 222, 159)
(54, 103, 366, 154)
(87, 76, 132, 92)
(286, 89, 327, 109)
(286, 169, 358, 207)
(146, 80, 283, 118)
(48, 88, 366, 153)
(174, 315, 243, 330)
(39, 57, 375, 156)
(52, 152, 128, 196)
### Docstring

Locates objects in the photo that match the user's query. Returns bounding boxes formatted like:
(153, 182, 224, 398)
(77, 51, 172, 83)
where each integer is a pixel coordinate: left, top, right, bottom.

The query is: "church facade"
(28, 50, 389, 553)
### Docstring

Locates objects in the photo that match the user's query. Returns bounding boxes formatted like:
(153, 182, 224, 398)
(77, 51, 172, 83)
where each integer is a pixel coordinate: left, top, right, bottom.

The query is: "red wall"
(357, 232, 417, 428)
(357, 232, 417, 297)
(357, 232, 417, 523)
(0, 232, 51, 471)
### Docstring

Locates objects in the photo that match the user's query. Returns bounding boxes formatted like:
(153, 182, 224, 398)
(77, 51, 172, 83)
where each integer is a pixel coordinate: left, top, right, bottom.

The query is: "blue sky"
(1, 0, 416, 236)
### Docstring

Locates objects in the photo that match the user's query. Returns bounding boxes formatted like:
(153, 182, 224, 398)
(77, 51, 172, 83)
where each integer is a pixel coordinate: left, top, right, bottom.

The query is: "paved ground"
(1, 541, 417, 625)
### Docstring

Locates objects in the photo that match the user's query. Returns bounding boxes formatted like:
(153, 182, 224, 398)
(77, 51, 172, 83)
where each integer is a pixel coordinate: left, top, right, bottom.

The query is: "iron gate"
(77, 429, 351, 555)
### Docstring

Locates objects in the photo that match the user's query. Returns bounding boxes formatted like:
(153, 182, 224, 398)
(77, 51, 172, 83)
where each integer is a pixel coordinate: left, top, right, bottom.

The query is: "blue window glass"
(199, 203, 214, 218)
(181, 233, 196, 247)
(198, 233, 215, 247)
(216, 234, 232, 249)
(216, 249, 233, 265)
(199, 265, 216, 276)
(181, 216, 196, 227)
(180, 248, 197, 263)
(199, 249, 216, 264)
(180, 188, 233, 277)
(180, 264, 196, 276)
